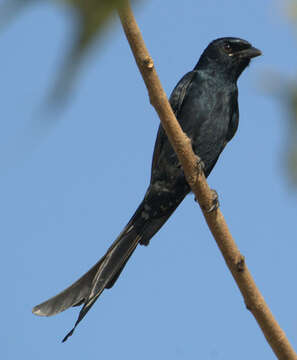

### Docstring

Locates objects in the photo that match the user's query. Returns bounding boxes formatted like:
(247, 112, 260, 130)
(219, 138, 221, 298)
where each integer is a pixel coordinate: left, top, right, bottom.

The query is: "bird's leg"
(192, 157, 219, 212)
(204, 189, 220, 213)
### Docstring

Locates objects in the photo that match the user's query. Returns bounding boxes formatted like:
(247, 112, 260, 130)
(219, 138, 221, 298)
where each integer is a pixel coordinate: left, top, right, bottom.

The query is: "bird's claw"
(196, 156, 205, 175)
(204, 189, 219, 213)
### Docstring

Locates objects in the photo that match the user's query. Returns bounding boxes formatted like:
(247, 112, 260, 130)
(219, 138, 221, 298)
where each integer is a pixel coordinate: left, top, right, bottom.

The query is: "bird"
(32, 37, 261, 342)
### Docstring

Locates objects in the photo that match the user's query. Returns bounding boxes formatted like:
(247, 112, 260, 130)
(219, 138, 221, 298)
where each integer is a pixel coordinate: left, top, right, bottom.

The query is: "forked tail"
(32, 197, 181, 341)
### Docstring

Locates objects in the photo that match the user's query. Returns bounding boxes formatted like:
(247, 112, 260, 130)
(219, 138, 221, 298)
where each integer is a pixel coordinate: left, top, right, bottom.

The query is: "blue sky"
(2, 1, 297, 359)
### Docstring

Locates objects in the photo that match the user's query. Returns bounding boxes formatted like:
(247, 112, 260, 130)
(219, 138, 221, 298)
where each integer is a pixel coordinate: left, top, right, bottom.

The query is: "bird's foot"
(177, 157, 204, 175)
(196, 156, 205, 175)
(204, 189, 220, 213)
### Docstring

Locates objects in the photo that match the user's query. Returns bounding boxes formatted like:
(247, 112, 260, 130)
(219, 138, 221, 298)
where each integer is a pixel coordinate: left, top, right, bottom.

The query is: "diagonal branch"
(118, 2, 297, 359)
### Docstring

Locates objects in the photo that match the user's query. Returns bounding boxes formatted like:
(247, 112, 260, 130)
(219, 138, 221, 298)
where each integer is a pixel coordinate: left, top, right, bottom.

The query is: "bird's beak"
(239, 46, 262, 59)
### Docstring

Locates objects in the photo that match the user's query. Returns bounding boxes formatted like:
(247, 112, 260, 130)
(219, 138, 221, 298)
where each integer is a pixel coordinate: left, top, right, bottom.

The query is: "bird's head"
(196, 37, 261, 80)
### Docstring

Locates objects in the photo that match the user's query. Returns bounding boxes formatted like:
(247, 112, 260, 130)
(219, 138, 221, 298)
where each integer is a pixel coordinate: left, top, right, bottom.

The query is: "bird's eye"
(223, 42, 232, 53)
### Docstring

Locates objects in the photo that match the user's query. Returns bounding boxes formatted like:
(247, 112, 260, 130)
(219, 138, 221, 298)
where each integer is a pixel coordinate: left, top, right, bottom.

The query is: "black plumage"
(32, 37, 261, 341)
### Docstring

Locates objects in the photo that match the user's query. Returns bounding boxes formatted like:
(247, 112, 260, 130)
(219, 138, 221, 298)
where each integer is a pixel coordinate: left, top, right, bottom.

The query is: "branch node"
(143, 56, 154, 70)
(236, 255, 245, 272)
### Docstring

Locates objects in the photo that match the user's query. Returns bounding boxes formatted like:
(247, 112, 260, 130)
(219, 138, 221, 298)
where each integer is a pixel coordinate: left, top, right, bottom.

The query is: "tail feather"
(32, 257, 106, 317)
(62, 228, 140, 342)
(32, 195, 185, 341)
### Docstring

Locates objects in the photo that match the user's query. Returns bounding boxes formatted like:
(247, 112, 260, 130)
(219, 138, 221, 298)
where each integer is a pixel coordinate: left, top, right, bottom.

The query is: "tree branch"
(118, 2, 297, 359)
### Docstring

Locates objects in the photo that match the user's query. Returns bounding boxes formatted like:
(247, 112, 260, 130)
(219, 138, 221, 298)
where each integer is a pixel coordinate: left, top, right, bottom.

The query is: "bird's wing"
(169, 71, 196, 117)
(151, 71, 196, 173)
(225, 90, 239, 142)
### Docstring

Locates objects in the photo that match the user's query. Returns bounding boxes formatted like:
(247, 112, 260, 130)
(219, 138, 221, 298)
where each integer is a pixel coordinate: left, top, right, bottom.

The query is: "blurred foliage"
(1, 0, 134, 102)
(0, 0, 37, 28)
(1, 0, 129, 51)
(51, 0, 130, 103)
(282, 0, 297, 185)
(260, 0, 297, 186)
